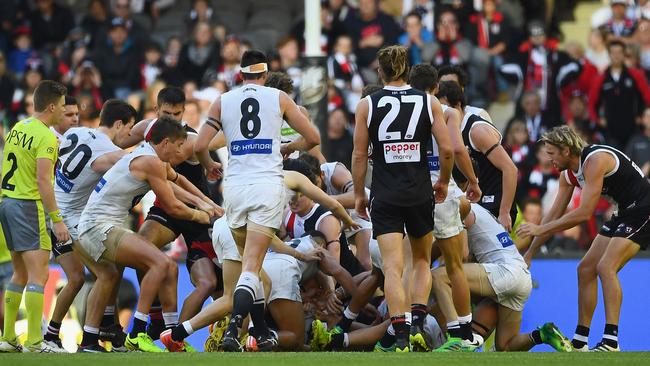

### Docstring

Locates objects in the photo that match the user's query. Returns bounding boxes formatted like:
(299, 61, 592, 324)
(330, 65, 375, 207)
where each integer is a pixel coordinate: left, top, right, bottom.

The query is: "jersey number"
(240, 98, 261, 139)
(377, 95, 423, 141)
(1, 153, 18, 191)
(59, 134, 92, 180)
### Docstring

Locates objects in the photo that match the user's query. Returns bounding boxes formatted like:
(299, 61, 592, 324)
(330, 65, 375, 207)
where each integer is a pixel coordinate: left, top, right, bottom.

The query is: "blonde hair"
(539, 125, 586, 156)
(377, 45, 409, 83)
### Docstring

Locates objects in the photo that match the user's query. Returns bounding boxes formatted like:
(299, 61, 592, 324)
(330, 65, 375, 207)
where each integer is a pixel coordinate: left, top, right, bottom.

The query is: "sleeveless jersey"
(426, 104, 461, 197)
(55, 127, 120, 226)
(366, 85, 434, 206)
(78, 143, 157, 232)
(220, 84, 284, 187)
(284, 203, 332, 239)
(461, 112, 516, 217)
(266, 235, 320, 281)
(467, 204, 526, 267)
(565, 144, 650, 212)
(321, 161, 371, 198)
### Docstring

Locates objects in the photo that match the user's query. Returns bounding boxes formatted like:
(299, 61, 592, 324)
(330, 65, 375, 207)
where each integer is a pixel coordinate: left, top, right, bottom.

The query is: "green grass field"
(1, 352, 650, 366)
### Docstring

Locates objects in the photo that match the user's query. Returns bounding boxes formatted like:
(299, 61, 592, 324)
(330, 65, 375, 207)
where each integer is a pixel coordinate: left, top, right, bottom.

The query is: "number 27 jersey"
(54, 127, 120, 224)
(367, 85, 434, 206)
(220, 84, 284, 187)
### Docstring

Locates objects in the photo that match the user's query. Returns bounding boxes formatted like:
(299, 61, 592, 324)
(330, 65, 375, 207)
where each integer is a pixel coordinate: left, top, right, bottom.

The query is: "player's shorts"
(599, 207, 650, 249)
(343, 211, 372, 239)
(482, 262, 532, 312)
(0, 261, 12, 291)
(369, 238, 383, 273)
(370, 197, 434, 239)
(212, 219, 242, 266)
(78, 223, 132, 262)
(262, 254, 302, 303)
(146, 205, 212, 244)
(0, 198, 51, 251)
(186, 241, 224, 292)
(433, 196, 463, 239)
(223, 183, 286, 230)
(51, 233, 74, 258)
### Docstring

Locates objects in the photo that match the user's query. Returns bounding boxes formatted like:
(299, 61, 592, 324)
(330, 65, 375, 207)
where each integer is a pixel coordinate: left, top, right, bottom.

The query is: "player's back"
(467, 204, 526, 266)
(220, 84, 283, 187)
(366, 86, 433, 206)
(55, 127, 120, 222)
(79, 143, 157, 231)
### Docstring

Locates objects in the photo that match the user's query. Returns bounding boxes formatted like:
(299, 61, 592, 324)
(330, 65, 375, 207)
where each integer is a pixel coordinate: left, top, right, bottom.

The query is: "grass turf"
(2, 352, 649, 366)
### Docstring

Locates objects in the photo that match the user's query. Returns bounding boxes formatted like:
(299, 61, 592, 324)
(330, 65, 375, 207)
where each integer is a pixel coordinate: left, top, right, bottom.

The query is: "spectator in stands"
(503, 117, 532, 168)
(344, 0, 400, 78)
(605, 0, 637, 42)
(186, 0, 218, 32)
(29, 0, 74, 49)
(177, 21, 221, 86)
(501, 20, 579, 123)
(466, 0, 509, 101)
(518, 143, 559, 203)
(326, 107, 353, 169)
(588, 39, 650, 148)
(565, 92, 603, 144)
(183, 99, 202, 131)
(8, 26, 36, 78)
(0, 51, 13, 119)
(399, 11, 434, 65)
(403, 0, 434, 32)
(93, 17, 141, 99)
(561, 41, 599, 121)
(217, 36, 242, 89)
(14, 92, 34, 124)
(625, 107, 650, 176)
(141, 42, 163, 90)
(517, 91, 556, 141)
(292, 1, 343, 54)
(81, 0, 110, 50)
(277, 36, 301, 97)
(434, 0, 475, 33)
(58, 34, 90, 86)
(634, 18, 650, 77)
(327, 35, 364, 113)
(160, 35, 183, 86)
(111, 0, 149, 49)
(71, 60, 103, 114)
(586, 28, 610, 73)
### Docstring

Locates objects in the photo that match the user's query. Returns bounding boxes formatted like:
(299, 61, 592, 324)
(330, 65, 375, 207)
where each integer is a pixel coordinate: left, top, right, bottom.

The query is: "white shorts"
(482, 263, 532, 312)
(212, 217, 241, 266)
(344, 210, 372, 240)
(369, 238, 383, 273)
(433, 196, 463, 239)
(223, 183, 286, 230)
(62, 216, 80, 241)
(262, 254, 302, 303)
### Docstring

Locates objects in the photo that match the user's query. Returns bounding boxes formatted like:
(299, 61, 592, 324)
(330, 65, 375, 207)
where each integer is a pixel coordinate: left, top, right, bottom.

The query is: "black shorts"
(599, 207, 650, 250)
(186, 241, 224, 292)
(51, 232, 73, 258)
(146, 205, 211, 244)
(370, 197, 434, 239)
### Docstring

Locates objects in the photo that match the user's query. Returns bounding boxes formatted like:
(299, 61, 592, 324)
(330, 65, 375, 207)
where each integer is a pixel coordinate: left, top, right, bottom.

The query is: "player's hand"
(197, 200, 224, 218)
(516, 222, 541, 239)
(465, 181, 482, 203)
(193, 210, 211, 225)
(206, 161, 222, 181)
(53, 221, 71, 244)
(433, 180, 449, 203)
(324, 292, 343, 315)
(342, 220, 362, 232)
(498, 211, 513, 232)
(298, 248, 322, 262)
(280, 143, 296, 160)
(361, 303, 382, 324)
(354, 195, 370, 220)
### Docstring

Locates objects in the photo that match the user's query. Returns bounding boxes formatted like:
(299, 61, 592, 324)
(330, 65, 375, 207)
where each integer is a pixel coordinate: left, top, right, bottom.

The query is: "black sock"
(460, 322, 473, 341)
(530, 329, 543, 345)
(250, 299, 269, 337)
(130, 317, 148, 338)
(171, 324, 190, 342)
(330, 333, 345, 349)
(410, 304, 427, 329)
(391, 315, 409, 345)
(337, 317, 354, 332)
(572, 325, 589, 349)
(44, 321, 62, 341)
(101, 312, 115, 328)
(81, 327, 100, 347)
(379, 331, 396, 348)
(447, 320, 462, 339)
(603, 324, 618, 347)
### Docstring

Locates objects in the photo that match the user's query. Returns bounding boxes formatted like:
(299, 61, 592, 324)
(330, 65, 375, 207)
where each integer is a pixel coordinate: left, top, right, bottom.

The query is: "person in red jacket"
(588, 40, 650, 149)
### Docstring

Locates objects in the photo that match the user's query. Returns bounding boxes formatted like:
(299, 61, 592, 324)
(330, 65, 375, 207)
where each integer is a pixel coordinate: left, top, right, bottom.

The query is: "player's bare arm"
(351, 98, 370, 219)
(431, 95, 453, 203)
(445, 107, 481, 202)
(194, 96, 223, 175)
(472, 124, 517, 231)
(165, 163, 223, 217)
(328, 164, 356, 209)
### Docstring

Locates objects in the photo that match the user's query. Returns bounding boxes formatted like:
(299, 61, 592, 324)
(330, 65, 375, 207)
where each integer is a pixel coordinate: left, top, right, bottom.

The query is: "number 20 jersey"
(220, 84, 284, 187)
(367, 85, 434, 206)
(54, 127, 120, 227)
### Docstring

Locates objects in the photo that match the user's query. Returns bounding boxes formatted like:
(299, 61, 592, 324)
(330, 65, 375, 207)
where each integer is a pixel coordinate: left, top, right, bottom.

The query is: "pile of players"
(1, 45, 648, 354)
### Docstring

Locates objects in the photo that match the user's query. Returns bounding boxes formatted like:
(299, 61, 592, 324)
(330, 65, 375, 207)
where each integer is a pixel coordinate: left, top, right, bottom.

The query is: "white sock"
(343, 333, 350, 347)
(343, 307, 359, 320)
(84, 325, 99, 334)
(163, 312, 179, 328)
(134, 311, 148, 322)
(459, 314, 472, 325)
(182, 320, 194, 336)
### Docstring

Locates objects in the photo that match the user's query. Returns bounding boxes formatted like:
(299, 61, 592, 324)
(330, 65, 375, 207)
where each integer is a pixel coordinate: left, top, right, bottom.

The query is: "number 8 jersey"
(366, 85, 434, 206)
(220, 84, 284, 187)
(54, 127, 120, 231)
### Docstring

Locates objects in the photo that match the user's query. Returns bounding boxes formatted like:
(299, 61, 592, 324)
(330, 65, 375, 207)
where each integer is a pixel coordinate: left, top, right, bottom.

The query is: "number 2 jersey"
(54, 127, 120, 228)
(366, 85, 434, 206)
(220, 84, 284, 187)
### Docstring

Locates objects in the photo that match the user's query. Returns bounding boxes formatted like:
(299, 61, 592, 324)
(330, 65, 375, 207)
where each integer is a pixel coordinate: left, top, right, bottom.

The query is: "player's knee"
(195, 277, 218, 293)
(577, 259, 596, 280)
(67, 270, 86, 291)
(596, 259, 616, 279)
(165, 257, 178, 279)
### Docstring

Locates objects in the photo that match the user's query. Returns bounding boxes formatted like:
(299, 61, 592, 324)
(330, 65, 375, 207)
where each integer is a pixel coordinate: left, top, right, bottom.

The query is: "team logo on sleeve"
(231, 139, 273, 155)
(383, 142, 421, 163)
